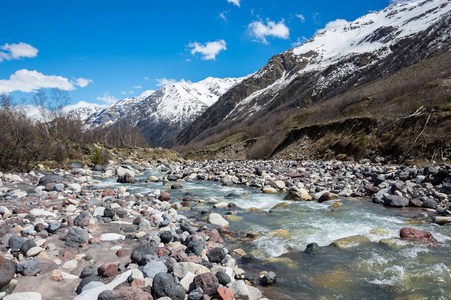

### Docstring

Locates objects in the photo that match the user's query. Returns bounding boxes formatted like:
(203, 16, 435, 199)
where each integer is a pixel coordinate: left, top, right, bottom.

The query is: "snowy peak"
(292, 0, 451, 72)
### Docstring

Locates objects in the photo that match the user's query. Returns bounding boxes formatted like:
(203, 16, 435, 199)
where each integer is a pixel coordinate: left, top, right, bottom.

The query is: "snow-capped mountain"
(177, 0, 451, 145)
(71, 76, 244, 146)
(64, 101, 107, 122)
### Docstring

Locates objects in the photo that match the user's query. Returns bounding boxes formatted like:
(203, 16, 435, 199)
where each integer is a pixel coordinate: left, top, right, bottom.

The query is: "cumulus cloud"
(0, 69, 77, 93)
(139, 90, 155, 98)
(96, 92, 118, 104)
(248, 19, 289, 44)
(219, 11, 229, 21)
(155, 78, 178, 87)
(187, 40, 227, 60)
(133, 85, 142, 89)
(295, 14, 305, 22)
(73, 77, 93, 87)
(227, 0, 240, 7)
(316, 19, 349, 34)
(0, 42, 38, 62)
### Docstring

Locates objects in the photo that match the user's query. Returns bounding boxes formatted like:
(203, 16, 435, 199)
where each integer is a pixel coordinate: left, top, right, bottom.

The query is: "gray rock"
(207, 247, 226, 263)
(8, 235, 25, 250)
(261, 271, 277, 286)
(159, 231, 173, 244)
(65, 227, 89, 247)
(142, 261, 168, 279)
(304, 242, 320, 253)
(384, 195, 409, 207)
(68, 161, 83, 169)
(3, 292, 42, 300)
(20, 239, 37, 255)
(81, 281, 104, 293)
(152, 272, 185, 300)
(76, 275, 102, 294)
(17, 258, 42, 276)
(38, 175, 65, 186)
(186, 240, 204, 256)
(187, 287, 203, 300)
(47, 221, 62, 234)
(215, 270, 231, 286)
(422, 198, 438, 209)
(131, 244, 155, 265)
(80, 264, 97, 278)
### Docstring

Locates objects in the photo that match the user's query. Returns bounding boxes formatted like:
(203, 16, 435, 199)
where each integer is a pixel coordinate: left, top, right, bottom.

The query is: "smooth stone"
(207, 213, 229, 228)
(29, 209, 56, 218)
(100, 233, 125, 242)
(62, 260, 78, 270)
(73, 270, 132, 300)
(4, 292, 42, 300)
(26, 247, 43, 257)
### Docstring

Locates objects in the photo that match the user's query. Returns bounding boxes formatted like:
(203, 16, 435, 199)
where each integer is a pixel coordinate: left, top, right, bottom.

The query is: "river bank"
(0, 158, 450, 299)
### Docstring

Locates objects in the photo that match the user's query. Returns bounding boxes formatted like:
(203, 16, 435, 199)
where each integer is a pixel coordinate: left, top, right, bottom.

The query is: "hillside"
(175, 0, 451, 162)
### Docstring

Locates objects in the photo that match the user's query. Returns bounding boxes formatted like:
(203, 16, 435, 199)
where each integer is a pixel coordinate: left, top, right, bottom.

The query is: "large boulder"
(117, 173, 136, 184)
(131, 244, 155, 265)
(384, 195, 409, 207)
(207, 213, 229, 228)
(116, 165, 135, 177)
(38, 175, 65, 186)
(400, 228, 437, 243)
(193, 272, 219, 297)
(0, 256, 15, 288)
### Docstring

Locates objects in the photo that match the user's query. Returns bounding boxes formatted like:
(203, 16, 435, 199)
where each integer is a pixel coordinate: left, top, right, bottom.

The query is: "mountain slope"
(72, 77, 243, 146)
(176, 0, 451, 147)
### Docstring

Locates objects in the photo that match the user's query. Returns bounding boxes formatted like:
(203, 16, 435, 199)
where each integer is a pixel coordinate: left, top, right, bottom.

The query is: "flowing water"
(93, 171, 451, 299)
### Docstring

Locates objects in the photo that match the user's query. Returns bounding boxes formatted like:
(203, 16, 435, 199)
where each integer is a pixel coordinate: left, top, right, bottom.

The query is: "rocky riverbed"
(0, 158, 449, 300)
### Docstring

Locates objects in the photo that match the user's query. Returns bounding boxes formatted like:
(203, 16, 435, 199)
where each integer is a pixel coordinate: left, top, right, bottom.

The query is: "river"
(93, 169, 451, 299)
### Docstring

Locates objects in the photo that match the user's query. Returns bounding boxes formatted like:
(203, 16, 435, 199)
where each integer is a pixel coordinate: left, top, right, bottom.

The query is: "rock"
(317, 192, 339, 203)
(147, 176, 159, 182)
(159, 231, 173, 244)
(38, 175, 65, 186)
(284, 187, 312, 201)
(331, 236, 370, 249)
(305, 243, 320, 253)
(62, 260, 78, 270)
(214, 202, 229, 209)
(207, 247, 226, 263)
(384, 195, 409, 207)
(188, 287, 204, 300)
(3, 292, 42, 300)
(422, 198, 438, 209)
(117, 173, 136, 184)
(65, 227, 89, 247)
(29, 209, 57, 218)
(0, 256, 15, 288)
(26, 247, 43, 257)
(20, 239, 37, 255)
(262, 187, 278, 194)
(152, 272, 185, 300)
(117, 165, 135, 177)
(76, 275, 102, 294)
(131, 244, 155, 265)
(18, 258, 42, 276)
(433, 216, 451, 225)
(98, 287, 153, 300)
(142, 261, 167, 279)
(98, 262, 120, 277)
(193, 272, 219, 297)
(80, 264, 97, 278)
(215, 286, 234, 300)
(74, 212, 90, 228)
(180, 272, 196, 292)
(100, 233, 125, 242)
(270, 202, 290, 210)
(103, 208, 116, 218)
(215, 270, 231, 286)
(228, 280, 250, 300)
(68, 161, 83, 169)
(47, 220, 61, 233)
(160, 191, 171, 202)
(400, 227, 437, 243)
(173, 262, 210, 279)
(208, 213, 229, 228)
(186, 240, 204, 256)
(81, 281, 105, 293)
(261, 271, 277, 286)
(74, 270, 132, 300)
(8, 235, 25, 250)
(50, 269, 63, 282)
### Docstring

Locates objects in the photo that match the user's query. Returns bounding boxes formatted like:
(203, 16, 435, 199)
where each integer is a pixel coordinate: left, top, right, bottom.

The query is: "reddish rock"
(41, 260, 58, 274)
(156, 247, 171, 257)
(409, 198, 423, 207)
(171, 184, 183, 190)
(193, 272, 219, 296)
(0, 256, 15, 288)
(160, 192, 171, 202)
(318, 192, 331, 203)
(51, 269, 63, 282)
(98, 261, 120, 277)
(171, 249, 188, 262)
(182, 256, 202, 264)
(364, 184, 381, 194)
(34, 223, 47, 232)
(400, 227, 437, 243)
(102, 189, 116, 197)
(130, 279, 145, 288)
(215, 287, 234, 300)
(116, 249, 132, 257)
(98, 287, 153, 300)
(63, 250, 73, 259)
(89, 237, 100, 244)
(199, 229, 224, 245)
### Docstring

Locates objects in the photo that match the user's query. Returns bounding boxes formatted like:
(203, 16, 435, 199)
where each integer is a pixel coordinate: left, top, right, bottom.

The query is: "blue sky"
(0, 0, 395, 106)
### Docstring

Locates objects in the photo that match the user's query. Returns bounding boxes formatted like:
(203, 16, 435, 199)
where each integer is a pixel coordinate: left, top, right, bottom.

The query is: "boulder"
(142, 261, 167, 279)
(400, 227, 437, 243)
(38, 175, 65, 186)
(0, 256, 15, 288)
(384, 195, 409, 207)
(117, 173, 136, 184)
(261, 271, 277, 286)
(65, 227, 89, 247)
(193, 272, 219, 297)
(284, 187, 312, 201)
(98, 287, 153, 300)
(207, 213, 229, 228)
(151, 272, 185, 300)
(116, 165, 135, 177)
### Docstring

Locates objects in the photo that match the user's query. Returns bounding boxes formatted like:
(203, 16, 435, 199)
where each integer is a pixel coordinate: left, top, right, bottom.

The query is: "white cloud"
(133, 85, 142, 89)
(316, 19, 349, 34)
(121, 91, 127, 95)
(295, 14, 305, 22)
(0, 69, 77, 93)
(227, 0, 240, 7)
(187, 40, 227, 60)
(139, 90, 155, 98)
(155, 78, 177, 87)
(96, 92, 118, 104)
(291, 36, 308, 48)
(144, 76, 150, 80)
(390, 0, 410, 3)
(0, 42, 38, 62)
(248, 19, 289, 44)
(73, 77, 93, 87)
(219, 11, 228, 21)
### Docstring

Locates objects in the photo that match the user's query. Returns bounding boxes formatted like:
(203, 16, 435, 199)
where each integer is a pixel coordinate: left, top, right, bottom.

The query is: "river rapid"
(93, 169, 451, 300)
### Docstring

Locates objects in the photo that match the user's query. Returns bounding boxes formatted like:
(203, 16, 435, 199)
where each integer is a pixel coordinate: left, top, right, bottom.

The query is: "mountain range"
(68, 0, 451, 159)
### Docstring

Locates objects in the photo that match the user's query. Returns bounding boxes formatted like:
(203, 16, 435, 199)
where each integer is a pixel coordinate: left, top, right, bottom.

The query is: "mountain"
(176, 0, 451, 152)
(70, 77, 244, 146)
(63, 101, 107, 122)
